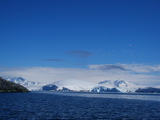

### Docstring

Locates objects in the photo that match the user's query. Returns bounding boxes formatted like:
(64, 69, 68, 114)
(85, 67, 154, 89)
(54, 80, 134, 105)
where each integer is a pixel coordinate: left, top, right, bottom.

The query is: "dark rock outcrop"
(0, 77, 29, 93)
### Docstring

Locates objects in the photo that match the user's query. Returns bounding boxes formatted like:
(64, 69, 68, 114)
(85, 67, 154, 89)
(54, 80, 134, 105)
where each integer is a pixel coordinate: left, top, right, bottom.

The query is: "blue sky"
(0, 0, 160, 68)
(0, 0, 160, 86)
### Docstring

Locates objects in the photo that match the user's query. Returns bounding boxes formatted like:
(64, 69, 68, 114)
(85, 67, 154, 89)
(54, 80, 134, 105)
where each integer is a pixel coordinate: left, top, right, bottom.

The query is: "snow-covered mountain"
(95, 80, 144, 92)
(42, 79, 97, 92)
(42, 79, 145, 93)
(2, 76, 45, 91)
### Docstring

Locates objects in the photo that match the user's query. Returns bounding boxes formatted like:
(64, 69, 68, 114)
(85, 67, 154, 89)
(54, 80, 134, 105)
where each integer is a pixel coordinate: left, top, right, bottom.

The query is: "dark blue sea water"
(0, 92, 160, 120)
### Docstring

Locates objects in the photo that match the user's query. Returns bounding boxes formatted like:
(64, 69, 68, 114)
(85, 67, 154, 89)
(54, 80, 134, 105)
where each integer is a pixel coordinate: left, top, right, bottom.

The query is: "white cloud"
(0, 65, 160, 87)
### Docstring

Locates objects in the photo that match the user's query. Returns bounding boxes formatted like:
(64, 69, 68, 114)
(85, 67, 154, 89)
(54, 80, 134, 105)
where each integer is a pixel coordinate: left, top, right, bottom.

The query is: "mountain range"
(2, 76, 160, 93)
(42, 79, 144, 92)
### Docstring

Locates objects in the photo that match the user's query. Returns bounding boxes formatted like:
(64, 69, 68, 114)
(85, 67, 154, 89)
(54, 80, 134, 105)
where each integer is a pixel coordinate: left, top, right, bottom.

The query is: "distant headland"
(0, 77, 29, 93)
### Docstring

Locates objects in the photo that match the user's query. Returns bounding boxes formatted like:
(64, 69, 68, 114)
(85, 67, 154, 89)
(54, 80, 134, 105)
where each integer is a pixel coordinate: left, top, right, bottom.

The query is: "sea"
(0, 91, 160, 120)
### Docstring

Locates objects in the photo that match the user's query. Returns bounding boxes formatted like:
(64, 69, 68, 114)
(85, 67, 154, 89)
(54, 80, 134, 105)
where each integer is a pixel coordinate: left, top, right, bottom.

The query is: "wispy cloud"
(88, 64, 126, 71)
(44, 59, 66, 62)
(68, 50, 93, 58)
(88, 64, 160, 73)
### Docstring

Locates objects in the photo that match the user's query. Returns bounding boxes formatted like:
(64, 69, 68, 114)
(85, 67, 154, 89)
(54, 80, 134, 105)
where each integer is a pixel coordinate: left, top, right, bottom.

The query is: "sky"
(0, 0, 160, 86)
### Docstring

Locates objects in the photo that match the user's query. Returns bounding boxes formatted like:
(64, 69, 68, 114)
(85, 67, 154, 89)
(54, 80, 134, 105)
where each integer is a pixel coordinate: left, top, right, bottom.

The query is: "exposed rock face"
(0, 77, 29, 93)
